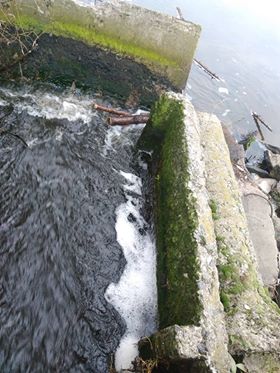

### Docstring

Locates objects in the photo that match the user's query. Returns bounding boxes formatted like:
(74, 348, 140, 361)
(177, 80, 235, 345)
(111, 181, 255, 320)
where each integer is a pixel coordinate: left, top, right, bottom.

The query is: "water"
(0, 83, 157, 372)
(131, 0, 280, 147)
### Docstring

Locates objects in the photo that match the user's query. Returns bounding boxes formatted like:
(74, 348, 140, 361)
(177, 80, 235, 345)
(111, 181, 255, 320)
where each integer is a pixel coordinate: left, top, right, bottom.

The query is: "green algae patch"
(0, 0, 201, 89)
(139, 95, 202, 328)
(11, 13, 178, 69)
(216, 235, 280, 317)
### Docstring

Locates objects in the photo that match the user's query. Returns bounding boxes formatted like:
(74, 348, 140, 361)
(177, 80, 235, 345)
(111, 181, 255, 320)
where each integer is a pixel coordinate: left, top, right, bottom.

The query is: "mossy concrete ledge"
(138, 94, 230, 372)
(2, 0, 201, 90)
(199, 112, 280, 372)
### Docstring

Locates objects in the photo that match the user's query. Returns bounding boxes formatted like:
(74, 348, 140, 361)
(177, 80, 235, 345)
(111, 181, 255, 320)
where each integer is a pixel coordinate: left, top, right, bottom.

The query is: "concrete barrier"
(138, 96, 280, 372)
(138, 94, 230, 372)
(0, 0, 201, 99)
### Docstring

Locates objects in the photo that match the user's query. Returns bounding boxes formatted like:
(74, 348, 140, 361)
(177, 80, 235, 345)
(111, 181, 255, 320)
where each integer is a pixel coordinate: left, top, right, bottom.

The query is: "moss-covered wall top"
(139, 95, 202, 328)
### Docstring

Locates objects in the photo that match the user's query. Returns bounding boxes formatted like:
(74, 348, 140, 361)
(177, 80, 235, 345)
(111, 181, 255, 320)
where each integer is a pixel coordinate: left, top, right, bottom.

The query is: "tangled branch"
(0, 0, 42, 74)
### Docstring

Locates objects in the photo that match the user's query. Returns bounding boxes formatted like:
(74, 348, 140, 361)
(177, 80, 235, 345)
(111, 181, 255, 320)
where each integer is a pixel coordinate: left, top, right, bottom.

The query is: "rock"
(222, 124, 245, 164)
(264, 150, 280, 180)
(255, 178, 277, 194)
(243, 353, 280, 373)
(263, 142, 280, 155)
(246, 164, 271, 178)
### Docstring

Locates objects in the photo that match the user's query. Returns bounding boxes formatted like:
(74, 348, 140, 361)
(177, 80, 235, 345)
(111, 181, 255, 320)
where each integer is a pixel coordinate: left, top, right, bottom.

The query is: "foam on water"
(0, 87, 94, 123)
(218, 87, 229, 95)
(0, 98, 7, 106)
(105, 171, 157, 371)
(102, 109, 147, 157)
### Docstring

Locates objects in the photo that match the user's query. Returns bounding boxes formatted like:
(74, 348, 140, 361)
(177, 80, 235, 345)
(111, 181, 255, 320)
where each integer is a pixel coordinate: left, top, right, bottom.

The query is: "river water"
(1, 0, 279, 371)
(132, 0, 280, 149)
(0, 83, 157, 372)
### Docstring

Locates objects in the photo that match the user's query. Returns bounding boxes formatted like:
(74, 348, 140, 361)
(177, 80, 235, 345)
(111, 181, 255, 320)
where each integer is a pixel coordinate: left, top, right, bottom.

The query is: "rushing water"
(0, 83, 157, 372)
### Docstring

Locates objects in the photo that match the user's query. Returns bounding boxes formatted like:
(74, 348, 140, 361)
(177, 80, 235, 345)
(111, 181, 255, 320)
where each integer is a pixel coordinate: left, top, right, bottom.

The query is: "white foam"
(102, 111, 146, 156)
(18, 95, 93, 123)
(222, 109, 231, 117)
(119, 171, 142, 195)
(218, 87, 229, 95)
(0, 98, 7, 106)
(0, 88, 94, 123)
(105, 172, 157, 372)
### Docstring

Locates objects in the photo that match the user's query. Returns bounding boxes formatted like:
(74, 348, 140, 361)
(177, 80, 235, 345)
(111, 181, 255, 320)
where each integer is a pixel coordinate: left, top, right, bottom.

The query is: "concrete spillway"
(1, 0, 279, 371)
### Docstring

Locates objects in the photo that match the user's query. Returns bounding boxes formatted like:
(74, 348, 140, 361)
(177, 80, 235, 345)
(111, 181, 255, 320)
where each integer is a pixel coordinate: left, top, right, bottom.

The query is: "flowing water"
(0, 83, 157, 372)
(2, 0, 278, 371)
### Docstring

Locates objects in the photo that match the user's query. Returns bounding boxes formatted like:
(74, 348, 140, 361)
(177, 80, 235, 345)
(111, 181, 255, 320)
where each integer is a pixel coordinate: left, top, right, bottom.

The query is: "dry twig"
(252, 112, 272, 133)
(93, 103, 130, 116)
(108, 114, 150, 126)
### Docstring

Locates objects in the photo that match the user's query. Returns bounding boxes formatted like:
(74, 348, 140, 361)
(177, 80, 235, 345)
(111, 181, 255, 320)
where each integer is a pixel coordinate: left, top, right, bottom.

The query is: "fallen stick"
(251, 113, 265, 141)
(174, 6, 220, 82)
(193, 59, 221, 81)
(108, 115, 150, 126)
(176, 7, 185, 21)
(252, 112, 272, 132)
(93, 103, 130, 116)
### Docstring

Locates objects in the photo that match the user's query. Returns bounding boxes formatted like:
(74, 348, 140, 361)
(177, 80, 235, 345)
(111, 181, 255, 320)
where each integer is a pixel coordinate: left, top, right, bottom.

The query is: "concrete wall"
(1, 0, 201, 90)
(139, 94, 280, 372)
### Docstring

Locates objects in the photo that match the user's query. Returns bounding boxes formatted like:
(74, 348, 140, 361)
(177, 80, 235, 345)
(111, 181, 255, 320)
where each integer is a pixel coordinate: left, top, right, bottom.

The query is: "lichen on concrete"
(199, 112, 280, 371)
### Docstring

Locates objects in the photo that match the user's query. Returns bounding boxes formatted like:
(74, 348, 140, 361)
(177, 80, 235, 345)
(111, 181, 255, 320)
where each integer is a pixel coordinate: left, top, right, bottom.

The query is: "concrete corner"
(2, 0, 201, 89)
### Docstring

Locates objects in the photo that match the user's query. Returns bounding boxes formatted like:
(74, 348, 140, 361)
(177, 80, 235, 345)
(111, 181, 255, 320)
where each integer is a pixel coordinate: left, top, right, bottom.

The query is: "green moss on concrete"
(216, 236, 280, 317)
(209, 199, 219, 221)
(12, 14, 178, 69)
(140, 95, 202, 328)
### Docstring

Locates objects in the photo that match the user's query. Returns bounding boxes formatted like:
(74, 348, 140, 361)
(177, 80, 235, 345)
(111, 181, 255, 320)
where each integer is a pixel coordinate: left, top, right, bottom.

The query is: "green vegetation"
(216, 237, 248, 313)
(216, 235, 280, 316)
(140, 95, 202, 327)
(11, 14, 178, 69)
(209, 199, 219, 221)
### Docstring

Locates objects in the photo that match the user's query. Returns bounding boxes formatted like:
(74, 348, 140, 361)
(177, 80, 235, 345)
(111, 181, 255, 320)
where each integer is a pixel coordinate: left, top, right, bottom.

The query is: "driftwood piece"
(193, 59, 220, 81)
(93, 103, 130, 116)
(252, 113, 265, 141)
(176, 7, 185, 21)
(252, 112, 272, 132)
(175, 6, 220, 82)
(108, 115, 150, 126)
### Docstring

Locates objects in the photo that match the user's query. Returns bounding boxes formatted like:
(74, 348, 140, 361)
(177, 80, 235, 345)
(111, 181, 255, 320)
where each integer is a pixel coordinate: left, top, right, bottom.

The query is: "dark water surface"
(0, 84, 156, 372)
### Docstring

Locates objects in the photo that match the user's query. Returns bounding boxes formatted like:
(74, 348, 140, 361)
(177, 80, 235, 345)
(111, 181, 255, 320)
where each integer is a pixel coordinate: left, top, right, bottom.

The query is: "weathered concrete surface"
(242, 194, 279, 286)
(199, 112, 280, 372)
(1, 0, 201, 89)
(138, 94, 230, 372)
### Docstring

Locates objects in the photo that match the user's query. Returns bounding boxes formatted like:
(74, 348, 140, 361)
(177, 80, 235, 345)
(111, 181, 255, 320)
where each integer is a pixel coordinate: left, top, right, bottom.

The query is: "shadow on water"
(0, 83, 152, 372)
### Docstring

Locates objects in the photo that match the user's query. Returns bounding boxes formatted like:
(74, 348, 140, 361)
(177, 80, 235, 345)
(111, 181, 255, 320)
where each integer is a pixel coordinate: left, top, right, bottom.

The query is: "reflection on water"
(132, 0, 280, 146)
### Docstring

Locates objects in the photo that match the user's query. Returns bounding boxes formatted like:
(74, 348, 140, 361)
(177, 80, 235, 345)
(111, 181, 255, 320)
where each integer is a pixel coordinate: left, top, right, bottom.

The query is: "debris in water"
(218, 87, 229, 95)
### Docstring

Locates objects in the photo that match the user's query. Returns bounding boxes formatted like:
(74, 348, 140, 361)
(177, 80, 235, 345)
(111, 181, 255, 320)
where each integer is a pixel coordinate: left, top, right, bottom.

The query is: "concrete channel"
(1, 0, 279, 371)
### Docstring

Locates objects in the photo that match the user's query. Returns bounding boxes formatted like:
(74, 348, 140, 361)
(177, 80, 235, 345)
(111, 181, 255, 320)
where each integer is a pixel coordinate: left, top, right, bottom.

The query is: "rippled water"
(0, 83, 157, 372)
(131, 0, 280, 147)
